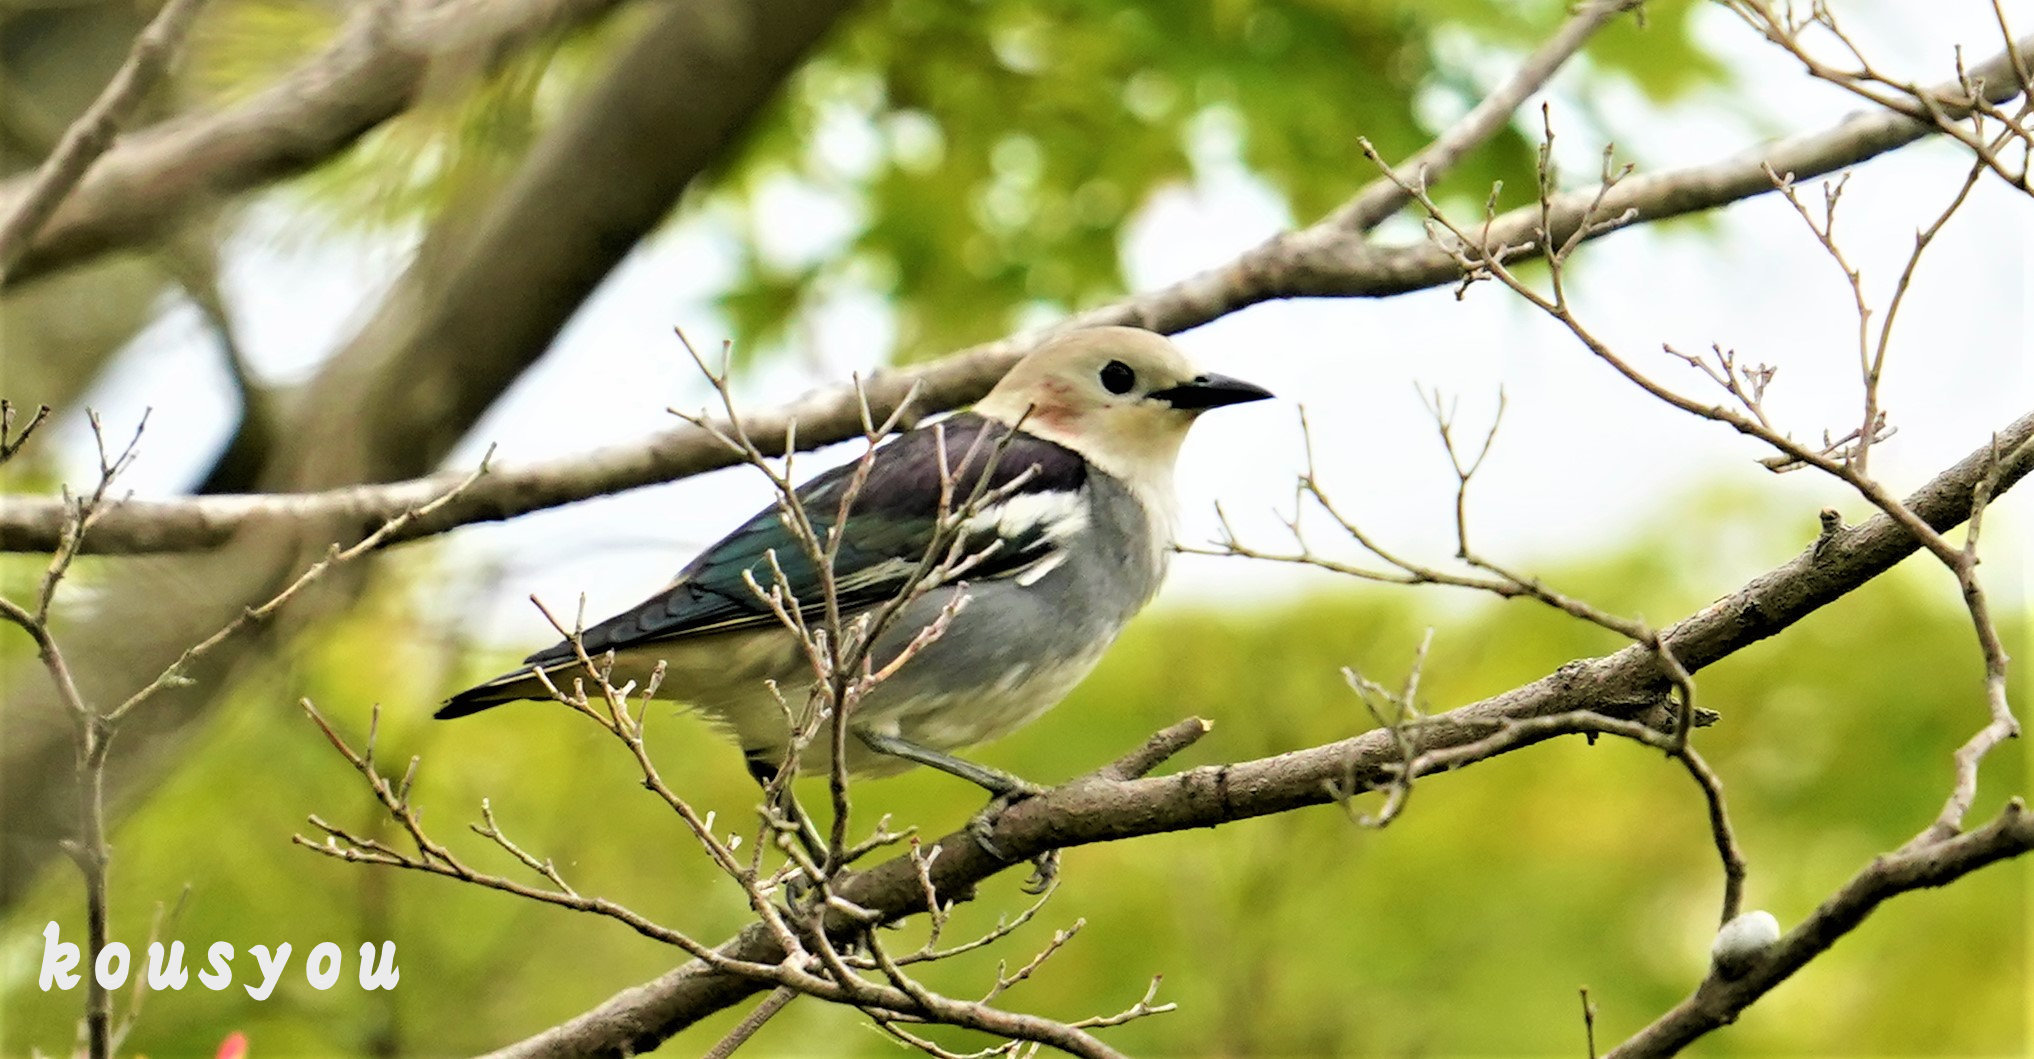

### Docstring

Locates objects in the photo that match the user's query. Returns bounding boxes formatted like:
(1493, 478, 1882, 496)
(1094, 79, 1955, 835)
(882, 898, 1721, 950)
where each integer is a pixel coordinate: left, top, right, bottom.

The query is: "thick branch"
(491, 409, 2034, 1056)
(0, 0, 630, 290)
(7, 31, 2027, 556)
(0, 351, 1008, 553)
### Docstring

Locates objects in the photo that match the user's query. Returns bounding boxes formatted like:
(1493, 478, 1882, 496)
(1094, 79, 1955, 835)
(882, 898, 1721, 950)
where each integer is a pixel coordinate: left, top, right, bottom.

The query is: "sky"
(52, 1, 2033, 649)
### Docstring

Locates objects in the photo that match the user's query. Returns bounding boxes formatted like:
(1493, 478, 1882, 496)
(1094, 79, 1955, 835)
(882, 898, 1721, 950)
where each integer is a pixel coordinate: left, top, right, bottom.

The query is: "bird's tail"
(435, 666, 563, 719)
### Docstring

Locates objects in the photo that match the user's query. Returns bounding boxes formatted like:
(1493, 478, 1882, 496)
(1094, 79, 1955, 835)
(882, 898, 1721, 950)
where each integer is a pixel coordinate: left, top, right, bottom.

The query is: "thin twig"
(0, 401, 53, 464)
(1581, 986, 1598, 1059)
(106, 448, 496, 726)
(702, 987, 798, 1059)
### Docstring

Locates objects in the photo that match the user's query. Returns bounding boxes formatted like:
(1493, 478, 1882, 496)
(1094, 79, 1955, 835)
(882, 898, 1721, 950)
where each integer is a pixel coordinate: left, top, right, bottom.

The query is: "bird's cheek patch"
(1027, 404, 1078, 433)
(1022, 380, 1080, 427)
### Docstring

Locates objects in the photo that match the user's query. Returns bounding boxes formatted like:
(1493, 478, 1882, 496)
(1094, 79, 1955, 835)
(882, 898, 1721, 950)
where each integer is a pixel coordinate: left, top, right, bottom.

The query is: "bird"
(437, 325, 1272, 801)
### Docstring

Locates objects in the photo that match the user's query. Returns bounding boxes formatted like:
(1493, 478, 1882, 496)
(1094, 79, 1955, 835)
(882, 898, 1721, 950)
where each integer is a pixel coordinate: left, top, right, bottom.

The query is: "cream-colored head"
(973, 326, 1272, 490)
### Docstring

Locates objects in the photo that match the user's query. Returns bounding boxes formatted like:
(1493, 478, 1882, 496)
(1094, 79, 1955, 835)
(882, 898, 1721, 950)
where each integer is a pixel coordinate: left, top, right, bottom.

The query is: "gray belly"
(843, 580, 1126, 773)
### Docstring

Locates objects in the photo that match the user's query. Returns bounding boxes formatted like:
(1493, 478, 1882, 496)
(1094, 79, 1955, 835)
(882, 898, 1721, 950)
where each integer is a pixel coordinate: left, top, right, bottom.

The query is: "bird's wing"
(522, 413, 1089, 667)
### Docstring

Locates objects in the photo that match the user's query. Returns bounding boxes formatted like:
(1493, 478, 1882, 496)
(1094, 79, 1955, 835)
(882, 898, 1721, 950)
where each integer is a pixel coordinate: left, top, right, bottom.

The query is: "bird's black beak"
(1150, 373, 1275, 411)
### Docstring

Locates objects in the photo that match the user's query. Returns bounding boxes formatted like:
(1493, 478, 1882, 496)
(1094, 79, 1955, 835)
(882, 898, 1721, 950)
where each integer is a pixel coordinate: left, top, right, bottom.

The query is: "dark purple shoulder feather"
(520, 413, 1086, 665)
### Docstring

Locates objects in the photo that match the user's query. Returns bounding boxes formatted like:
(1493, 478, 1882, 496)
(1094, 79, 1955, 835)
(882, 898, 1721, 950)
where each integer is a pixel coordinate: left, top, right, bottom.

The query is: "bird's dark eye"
(1099, 359, 1136, 395)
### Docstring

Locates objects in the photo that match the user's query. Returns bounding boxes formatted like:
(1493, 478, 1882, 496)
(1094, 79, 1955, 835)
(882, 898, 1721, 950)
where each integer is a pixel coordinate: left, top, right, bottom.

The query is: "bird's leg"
(852, 730, 1046, 799)
(853, 731, 1057, 890)
(745, 752, 828, 873)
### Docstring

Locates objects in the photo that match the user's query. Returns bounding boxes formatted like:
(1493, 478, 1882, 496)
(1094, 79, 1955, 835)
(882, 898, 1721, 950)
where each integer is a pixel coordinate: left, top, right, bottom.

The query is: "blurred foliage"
(182, 0, 629, 238)
(1, 490, 2026, 1056)
(187, 0, 1727, 364)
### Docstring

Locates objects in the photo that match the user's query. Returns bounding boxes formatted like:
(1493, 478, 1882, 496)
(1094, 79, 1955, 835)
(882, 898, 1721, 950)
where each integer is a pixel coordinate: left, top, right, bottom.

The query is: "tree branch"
(0, 0, 209, 283)
(1325, 0, 1645, 234)
(0, 0, 632, 290)
(7, 30, 2027, 557)
(487, 407, 2034, 1056)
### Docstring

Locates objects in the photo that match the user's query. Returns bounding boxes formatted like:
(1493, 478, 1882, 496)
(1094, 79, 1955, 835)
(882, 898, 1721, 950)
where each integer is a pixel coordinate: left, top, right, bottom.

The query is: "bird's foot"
(851, 731, 1061, 885)
(782, 870, 814, 906)
(1020, 849, 1060, 894)
(966, 779, 1055, 890)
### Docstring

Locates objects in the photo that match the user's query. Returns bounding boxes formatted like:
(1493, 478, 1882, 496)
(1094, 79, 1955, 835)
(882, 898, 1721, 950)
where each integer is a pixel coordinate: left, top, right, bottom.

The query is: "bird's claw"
(966, 782, 1058, 890)
(966, 782, 1045, 853)
(1020, 849, 1060, 893)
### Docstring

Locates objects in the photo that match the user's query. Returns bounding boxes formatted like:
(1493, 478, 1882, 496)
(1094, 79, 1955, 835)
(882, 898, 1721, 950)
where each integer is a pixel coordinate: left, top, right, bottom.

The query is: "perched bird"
(438, 326, 1271, 798)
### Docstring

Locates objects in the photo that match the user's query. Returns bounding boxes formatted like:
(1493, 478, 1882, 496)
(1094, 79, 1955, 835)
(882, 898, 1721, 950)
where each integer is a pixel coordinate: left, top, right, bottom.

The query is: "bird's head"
(974, 326, 1273, 486)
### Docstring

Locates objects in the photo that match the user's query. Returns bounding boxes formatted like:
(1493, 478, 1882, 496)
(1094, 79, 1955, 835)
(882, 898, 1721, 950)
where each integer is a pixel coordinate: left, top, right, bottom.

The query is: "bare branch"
(1722, 2, 2034, 192)
(0, 401, 53, 465)
(1396, 709, 1745, 926)
(0, 0, 210, 283)
(701, 987, 798, 1059)
(0, 411, 153, 1058)
(293, 700, 737, 962)
(0, 0, 633, 288)
(1327, 0, 1645, 232)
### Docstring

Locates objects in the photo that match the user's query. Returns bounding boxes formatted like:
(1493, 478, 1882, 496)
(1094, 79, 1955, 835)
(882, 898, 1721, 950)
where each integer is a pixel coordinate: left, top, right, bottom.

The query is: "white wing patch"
(964, 489, 1086, 588)
(1011, 550, 1067, 587)
(963, 489, 1089, 545)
